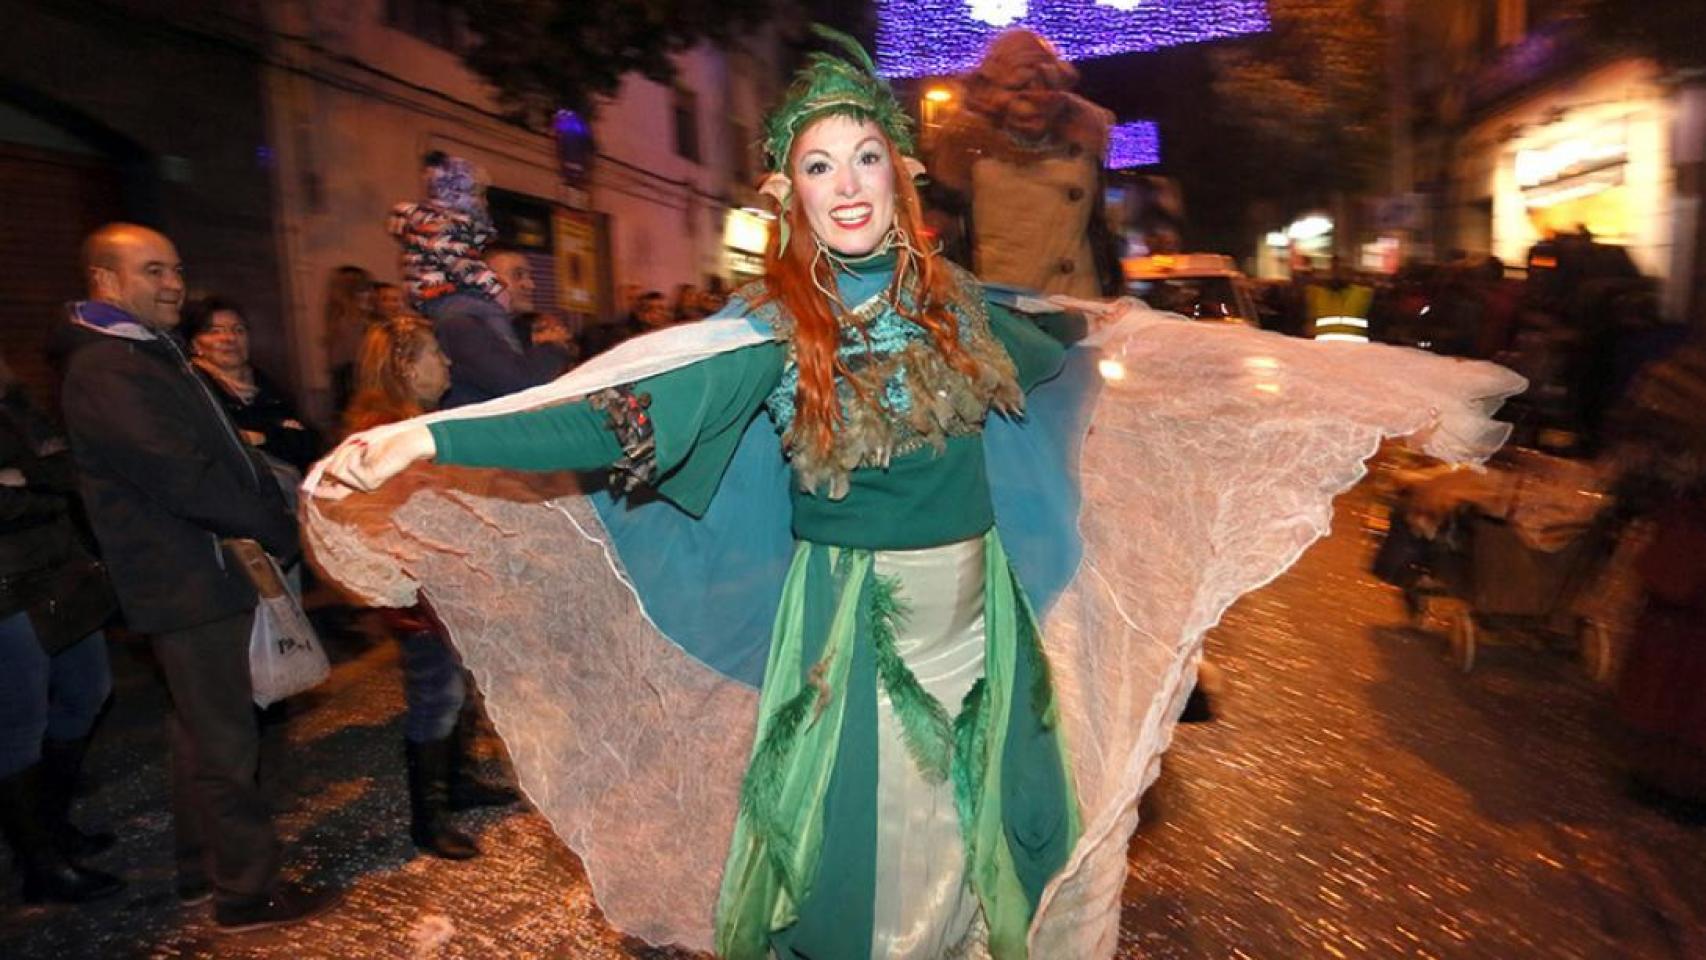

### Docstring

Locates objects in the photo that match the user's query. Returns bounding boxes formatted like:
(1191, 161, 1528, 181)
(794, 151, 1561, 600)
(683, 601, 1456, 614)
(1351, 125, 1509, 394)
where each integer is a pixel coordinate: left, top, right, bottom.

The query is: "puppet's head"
(963, 30, 1079, 142)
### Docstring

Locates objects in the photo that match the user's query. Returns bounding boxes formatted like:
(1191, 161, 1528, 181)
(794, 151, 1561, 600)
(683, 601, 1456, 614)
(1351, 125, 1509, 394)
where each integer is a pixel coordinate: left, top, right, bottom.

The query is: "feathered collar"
(750, 260, 1021, 499)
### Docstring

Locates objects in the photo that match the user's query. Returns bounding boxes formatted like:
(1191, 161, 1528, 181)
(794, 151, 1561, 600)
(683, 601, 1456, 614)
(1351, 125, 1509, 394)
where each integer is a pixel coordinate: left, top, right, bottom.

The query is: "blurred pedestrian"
(430, 242, 571, 406)
(373, 281, 408, 322)
(322, 265, 378, 416)
(343, 318, 520, 860)
(671, 283, 706, 323)
(1612, 343, 1706, 807)
(615, 282, 642, 322)
(54, 223, 338, 932)
(1428, 263, 1484, 357)
(0, 351, 121, 905)
(1473, 257, 1521, 359)
(510, 310, 580, 374)
(1306, 256, 1373, 342)
(581, 289, 669, 358)
(182, 296, 323, 473)
(701, 275, 730, 314)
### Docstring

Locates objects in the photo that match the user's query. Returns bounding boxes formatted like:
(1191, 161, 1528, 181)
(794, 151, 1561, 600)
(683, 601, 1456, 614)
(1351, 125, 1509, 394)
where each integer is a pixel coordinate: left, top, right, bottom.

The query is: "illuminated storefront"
(1255, 213, 1334, 279)
(1471, 60, 1675, 290)
(722, 207, 773, 281)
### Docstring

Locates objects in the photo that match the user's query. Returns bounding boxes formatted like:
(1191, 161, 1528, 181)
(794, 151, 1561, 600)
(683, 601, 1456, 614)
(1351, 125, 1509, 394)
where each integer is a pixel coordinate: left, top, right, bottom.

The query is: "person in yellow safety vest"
(1307, 256, 1374, 342)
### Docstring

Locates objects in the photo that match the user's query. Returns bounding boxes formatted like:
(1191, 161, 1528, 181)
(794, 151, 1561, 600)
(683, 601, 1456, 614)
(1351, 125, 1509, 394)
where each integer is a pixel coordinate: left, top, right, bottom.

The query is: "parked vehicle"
(1123, 254, 1261, 326)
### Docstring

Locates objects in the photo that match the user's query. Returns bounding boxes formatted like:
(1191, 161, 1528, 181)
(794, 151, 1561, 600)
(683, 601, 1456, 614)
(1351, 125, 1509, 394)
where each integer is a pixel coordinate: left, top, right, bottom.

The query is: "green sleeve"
(429, 341, 786, 516)
(430, 398, 622, 472)
(986, 301, 1078, 391)
(644, 341, 786, 515)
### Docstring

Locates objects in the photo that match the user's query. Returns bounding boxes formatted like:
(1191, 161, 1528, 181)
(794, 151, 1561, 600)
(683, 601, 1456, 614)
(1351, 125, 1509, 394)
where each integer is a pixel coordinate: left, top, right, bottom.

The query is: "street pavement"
(2, 479, 1702, 958)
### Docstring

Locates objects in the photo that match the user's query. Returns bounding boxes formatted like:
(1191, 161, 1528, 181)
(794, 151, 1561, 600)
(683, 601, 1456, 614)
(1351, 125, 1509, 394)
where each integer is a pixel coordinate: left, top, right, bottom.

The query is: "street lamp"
(920, 84, 957, 139)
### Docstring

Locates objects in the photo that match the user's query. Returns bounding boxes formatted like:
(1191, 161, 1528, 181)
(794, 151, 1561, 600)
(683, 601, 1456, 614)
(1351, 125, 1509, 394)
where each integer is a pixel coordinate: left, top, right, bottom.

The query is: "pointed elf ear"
(902, 157, 927, 180)
(759, 173, 795, 253)
(759, 173, 793, 208)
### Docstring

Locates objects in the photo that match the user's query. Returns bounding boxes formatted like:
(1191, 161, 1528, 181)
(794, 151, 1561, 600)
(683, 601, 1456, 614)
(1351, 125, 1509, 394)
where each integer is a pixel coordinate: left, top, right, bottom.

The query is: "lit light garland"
(969, 0, 1028, 25)
(1107, 120, 1161, 168)
(876, 0, 1270, 78)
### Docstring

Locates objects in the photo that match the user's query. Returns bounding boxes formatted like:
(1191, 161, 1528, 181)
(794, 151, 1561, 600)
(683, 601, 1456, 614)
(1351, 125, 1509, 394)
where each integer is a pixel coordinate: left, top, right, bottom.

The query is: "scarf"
(68, 301, 157, 342)
(192, 356, 260, 405)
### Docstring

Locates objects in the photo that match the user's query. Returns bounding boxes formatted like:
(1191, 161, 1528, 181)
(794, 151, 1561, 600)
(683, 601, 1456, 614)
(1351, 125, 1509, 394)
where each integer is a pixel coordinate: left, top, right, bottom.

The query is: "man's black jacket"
(53, 320, 299, 635)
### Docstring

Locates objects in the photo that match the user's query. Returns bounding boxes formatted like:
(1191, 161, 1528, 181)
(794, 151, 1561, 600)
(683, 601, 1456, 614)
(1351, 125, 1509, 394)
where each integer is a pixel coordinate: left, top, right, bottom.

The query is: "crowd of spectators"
(1256, 234, 1690, 456)
(0, 193, 749, 933)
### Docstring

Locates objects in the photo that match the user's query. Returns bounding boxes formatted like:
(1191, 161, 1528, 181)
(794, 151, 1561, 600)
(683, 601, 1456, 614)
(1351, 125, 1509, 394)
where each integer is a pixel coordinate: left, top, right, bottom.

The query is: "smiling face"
(89, 226, 186, 329)
(791, 115, 896, 257)
(487, 250, 535, 312)
(193, 309, 251, 373)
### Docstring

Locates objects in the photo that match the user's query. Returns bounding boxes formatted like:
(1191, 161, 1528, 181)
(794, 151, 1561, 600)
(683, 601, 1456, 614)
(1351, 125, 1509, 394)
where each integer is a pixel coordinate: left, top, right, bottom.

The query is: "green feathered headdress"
(759, 26, 920, 254)
(763, 25, 917, 174)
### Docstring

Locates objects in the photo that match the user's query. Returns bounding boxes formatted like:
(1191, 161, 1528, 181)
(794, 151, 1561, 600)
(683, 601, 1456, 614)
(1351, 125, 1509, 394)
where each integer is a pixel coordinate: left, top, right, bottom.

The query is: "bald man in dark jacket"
(54, 223, 335, 932)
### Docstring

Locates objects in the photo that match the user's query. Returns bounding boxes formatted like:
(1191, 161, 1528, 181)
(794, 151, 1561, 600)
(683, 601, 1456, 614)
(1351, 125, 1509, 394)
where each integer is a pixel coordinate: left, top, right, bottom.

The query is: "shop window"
(385, 0, 463, 51)
(674, 88, 701, 164)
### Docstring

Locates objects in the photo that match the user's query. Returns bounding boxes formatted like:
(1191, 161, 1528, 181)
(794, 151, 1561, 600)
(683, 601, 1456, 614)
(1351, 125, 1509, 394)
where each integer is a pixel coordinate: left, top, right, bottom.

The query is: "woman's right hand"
(316, 424, 437, 497)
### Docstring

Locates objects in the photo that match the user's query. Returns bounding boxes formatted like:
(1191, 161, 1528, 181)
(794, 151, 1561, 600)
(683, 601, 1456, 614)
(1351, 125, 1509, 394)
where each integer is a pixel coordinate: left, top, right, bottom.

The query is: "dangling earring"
(808, 237, 847, 313)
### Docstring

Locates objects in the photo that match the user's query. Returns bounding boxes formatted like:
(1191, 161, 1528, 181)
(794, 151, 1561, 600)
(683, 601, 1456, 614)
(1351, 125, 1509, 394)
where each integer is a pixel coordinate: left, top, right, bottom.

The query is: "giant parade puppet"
(927, 29, 1124, 300)
(307, 29, 1525, 960)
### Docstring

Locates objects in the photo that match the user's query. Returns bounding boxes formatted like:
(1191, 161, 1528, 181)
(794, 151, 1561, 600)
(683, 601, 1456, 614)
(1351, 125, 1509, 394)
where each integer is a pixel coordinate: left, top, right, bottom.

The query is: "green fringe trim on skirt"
(868, 573, 956, 784)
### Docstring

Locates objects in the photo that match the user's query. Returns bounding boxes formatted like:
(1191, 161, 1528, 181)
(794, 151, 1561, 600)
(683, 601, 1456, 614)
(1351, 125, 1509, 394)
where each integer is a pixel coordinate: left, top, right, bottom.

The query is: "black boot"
(447, 715, 519, 811)
(405, 739, 478, 860)
(0, 763, 124, 904)
(39, 737, 116, 858)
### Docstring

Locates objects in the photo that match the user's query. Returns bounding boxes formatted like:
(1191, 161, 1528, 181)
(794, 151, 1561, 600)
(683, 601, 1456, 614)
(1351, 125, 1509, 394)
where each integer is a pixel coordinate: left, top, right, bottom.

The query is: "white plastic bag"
(229, 538, 329, 707)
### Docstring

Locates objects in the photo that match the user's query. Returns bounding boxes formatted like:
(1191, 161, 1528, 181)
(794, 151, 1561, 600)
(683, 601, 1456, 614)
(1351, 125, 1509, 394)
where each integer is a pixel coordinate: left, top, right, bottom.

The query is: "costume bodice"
(747, 250, 1022, 500)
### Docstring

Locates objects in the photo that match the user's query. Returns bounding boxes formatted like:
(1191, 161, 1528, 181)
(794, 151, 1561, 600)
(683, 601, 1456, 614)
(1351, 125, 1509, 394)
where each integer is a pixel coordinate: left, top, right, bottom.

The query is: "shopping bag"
(227, 538, 329, 707)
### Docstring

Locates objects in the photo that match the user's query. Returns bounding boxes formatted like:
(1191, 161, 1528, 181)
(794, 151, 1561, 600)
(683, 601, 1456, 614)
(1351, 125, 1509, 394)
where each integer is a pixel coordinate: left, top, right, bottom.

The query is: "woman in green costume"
(323, 32, 1084, 960)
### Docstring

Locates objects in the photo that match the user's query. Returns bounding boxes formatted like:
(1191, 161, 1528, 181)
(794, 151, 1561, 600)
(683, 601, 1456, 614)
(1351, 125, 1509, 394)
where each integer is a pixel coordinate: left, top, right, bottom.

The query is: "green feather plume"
(763, 24, 917, 175)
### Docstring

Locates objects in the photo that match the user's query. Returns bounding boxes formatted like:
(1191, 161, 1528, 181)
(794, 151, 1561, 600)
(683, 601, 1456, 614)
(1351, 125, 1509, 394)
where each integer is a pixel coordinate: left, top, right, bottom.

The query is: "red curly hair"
(756, 129, 981, 461)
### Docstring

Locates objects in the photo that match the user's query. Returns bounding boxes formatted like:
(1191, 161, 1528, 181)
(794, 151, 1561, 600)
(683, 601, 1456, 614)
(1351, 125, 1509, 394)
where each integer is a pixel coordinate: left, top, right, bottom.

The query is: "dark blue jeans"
(397, 629, 465, 743)
(0, 612, 112, 778)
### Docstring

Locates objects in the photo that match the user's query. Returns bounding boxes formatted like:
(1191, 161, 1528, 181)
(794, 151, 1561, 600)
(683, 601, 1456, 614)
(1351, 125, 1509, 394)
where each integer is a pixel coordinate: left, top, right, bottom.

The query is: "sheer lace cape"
(303, 300, 1524, 956)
